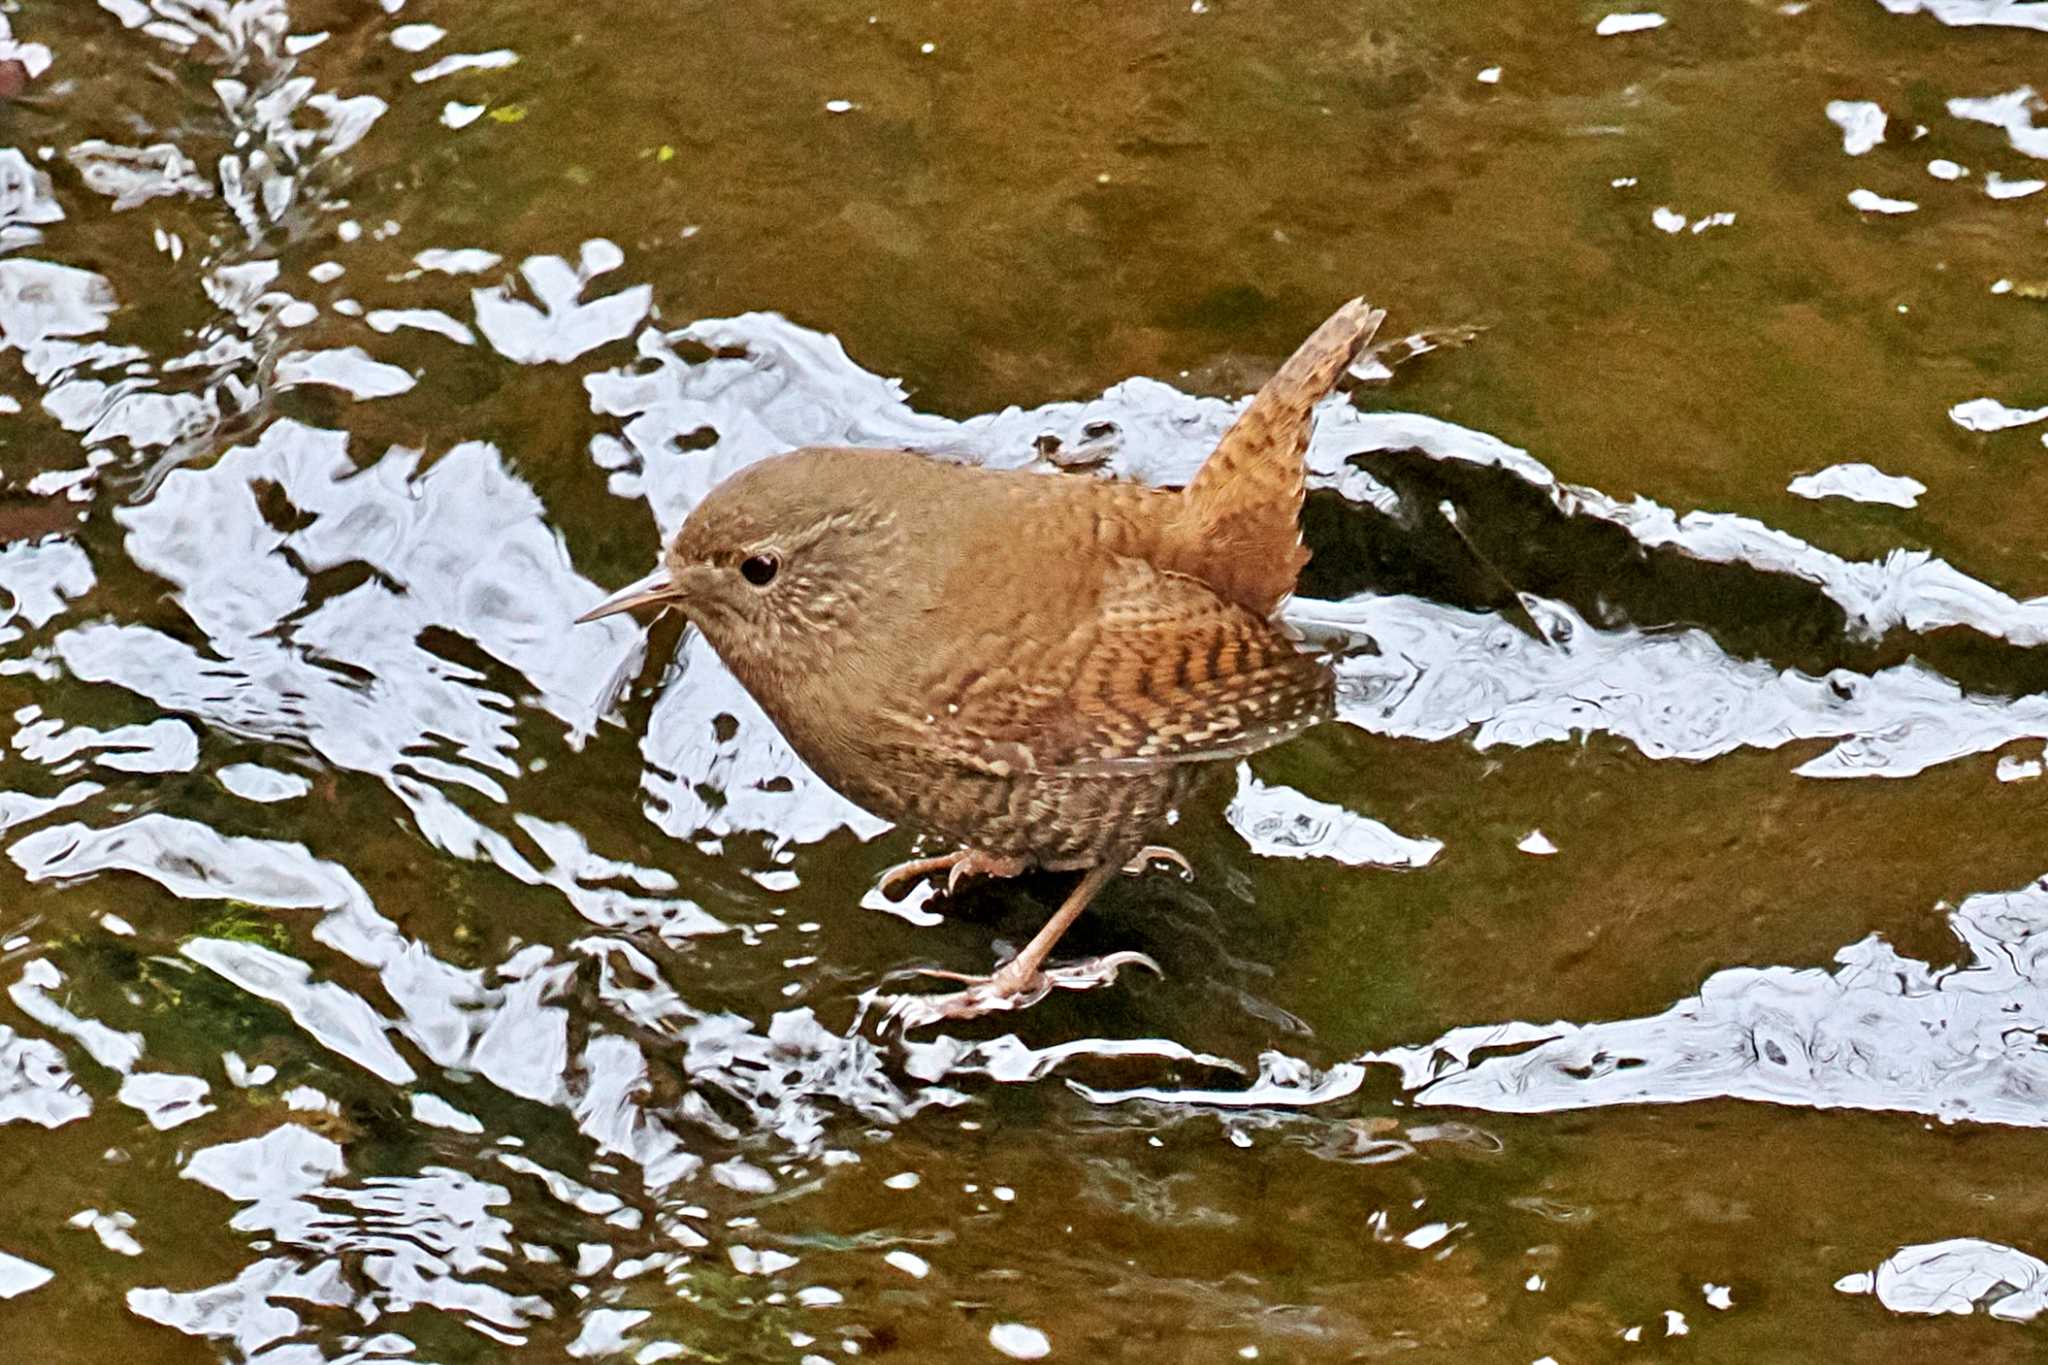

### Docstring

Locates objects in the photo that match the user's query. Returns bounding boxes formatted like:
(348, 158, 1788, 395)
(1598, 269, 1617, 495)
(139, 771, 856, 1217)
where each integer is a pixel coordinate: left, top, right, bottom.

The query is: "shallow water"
(4, 0, 2048, 1360)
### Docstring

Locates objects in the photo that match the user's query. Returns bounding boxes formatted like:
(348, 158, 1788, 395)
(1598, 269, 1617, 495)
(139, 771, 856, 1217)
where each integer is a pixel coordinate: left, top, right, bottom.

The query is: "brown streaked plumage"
(580, 299, 1385, 1022)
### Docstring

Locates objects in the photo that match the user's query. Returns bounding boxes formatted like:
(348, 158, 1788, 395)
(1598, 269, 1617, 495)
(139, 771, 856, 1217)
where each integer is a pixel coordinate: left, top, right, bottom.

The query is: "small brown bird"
(580, 299, 1383, 1021)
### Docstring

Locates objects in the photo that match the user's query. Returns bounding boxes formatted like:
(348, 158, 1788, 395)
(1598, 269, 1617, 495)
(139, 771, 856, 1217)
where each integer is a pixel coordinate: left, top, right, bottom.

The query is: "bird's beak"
(576, 566, 680, 623)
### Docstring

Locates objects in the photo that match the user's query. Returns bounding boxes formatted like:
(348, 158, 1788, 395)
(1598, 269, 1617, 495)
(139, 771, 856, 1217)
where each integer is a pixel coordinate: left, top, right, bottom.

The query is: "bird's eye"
(740, 552, 780, 587)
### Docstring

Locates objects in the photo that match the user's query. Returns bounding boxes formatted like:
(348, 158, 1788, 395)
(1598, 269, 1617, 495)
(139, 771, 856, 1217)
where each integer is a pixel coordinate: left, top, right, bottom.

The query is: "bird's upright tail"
(1178, 298, 1385, 618)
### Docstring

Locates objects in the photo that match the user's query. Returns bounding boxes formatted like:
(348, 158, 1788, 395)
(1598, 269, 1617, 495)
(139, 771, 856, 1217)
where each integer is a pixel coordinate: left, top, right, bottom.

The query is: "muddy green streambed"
(4, 1, 2048, 1360)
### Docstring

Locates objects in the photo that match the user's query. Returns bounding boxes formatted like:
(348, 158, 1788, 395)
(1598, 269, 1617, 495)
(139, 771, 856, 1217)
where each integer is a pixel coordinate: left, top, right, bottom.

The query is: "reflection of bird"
(581, 300, 1383, 1021)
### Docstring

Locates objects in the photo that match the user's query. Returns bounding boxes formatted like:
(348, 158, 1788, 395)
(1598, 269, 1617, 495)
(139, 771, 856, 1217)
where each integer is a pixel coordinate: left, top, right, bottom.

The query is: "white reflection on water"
(9, 959, 142, 1073)
(0, 1249, 53, 1301)
(14, 715, 197, 774)
(135, 1121, 553, 1349)
(1837, 1238, 2048, 1321)
(218, 761, 311, 802)
(1827, 99, 1887, 155)
(1948, 86, 2048, 153)
(1787, 462, 1925, 509)
(474, 241, 650, 365)
(116, 1071, 214, 1130)
(0, 539, 92, 638)
(0, 1024, 90, 1128)
(1879, 0, 2048, 33)
(1371, 873, 2048, 1126)
(1227, 764, 1442, 868)
(1097, 869, 2048, 1134)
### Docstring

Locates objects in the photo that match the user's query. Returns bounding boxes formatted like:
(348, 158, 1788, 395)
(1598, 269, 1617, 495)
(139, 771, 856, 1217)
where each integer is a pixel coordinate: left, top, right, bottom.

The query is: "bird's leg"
(881, 862, 1159, 1027)
(874, 847, 1027, 901)
(980, 861, 1117, 993)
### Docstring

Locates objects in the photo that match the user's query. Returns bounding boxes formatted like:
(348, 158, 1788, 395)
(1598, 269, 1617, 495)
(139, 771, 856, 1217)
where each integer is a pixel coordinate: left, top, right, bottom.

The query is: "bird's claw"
(873, 848, 1027, 902)
(874, 854, 952, 901)
(945, 857, 981, 896)
(1121, 845, 1193, 879)
(876, 951, 1162, 1029)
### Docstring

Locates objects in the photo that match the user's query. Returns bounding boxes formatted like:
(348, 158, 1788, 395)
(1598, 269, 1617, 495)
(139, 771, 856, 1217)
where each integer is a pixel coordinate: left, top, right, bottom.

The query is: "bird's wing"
(1175, 297, 1384, 618)
(893, 556, 1334, 779)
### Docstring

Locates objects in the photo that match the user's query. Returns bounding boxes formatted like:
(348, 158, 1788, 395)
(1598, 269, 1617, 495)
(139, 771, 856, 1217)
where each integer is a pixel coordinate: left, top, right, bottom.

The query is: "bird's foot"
(875, 848, 1028, 901)
(1121, 845, 1193, 879)
(877, 951, 1161, 1029)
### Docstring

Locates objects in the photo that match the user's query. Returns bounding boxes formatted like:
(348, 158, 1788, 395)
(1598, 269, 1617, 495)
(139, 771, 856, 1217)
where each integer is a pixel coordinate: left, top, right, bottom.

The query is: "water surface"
(4, 1, 2048, 1360)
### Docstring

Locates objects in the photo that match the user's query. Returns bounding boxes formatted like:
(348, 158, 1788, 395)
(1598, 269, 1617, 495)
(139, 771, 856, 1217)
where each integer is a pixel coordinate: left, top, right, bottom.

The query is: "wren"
(580, 299, 1384, 1021)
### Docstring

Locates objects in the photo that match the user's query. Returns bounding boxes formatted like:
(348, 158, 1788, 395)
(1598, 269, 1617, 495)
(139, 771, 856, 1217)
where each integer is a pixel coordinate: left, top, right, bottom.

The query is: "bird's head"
(576, 449, 909, 687)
